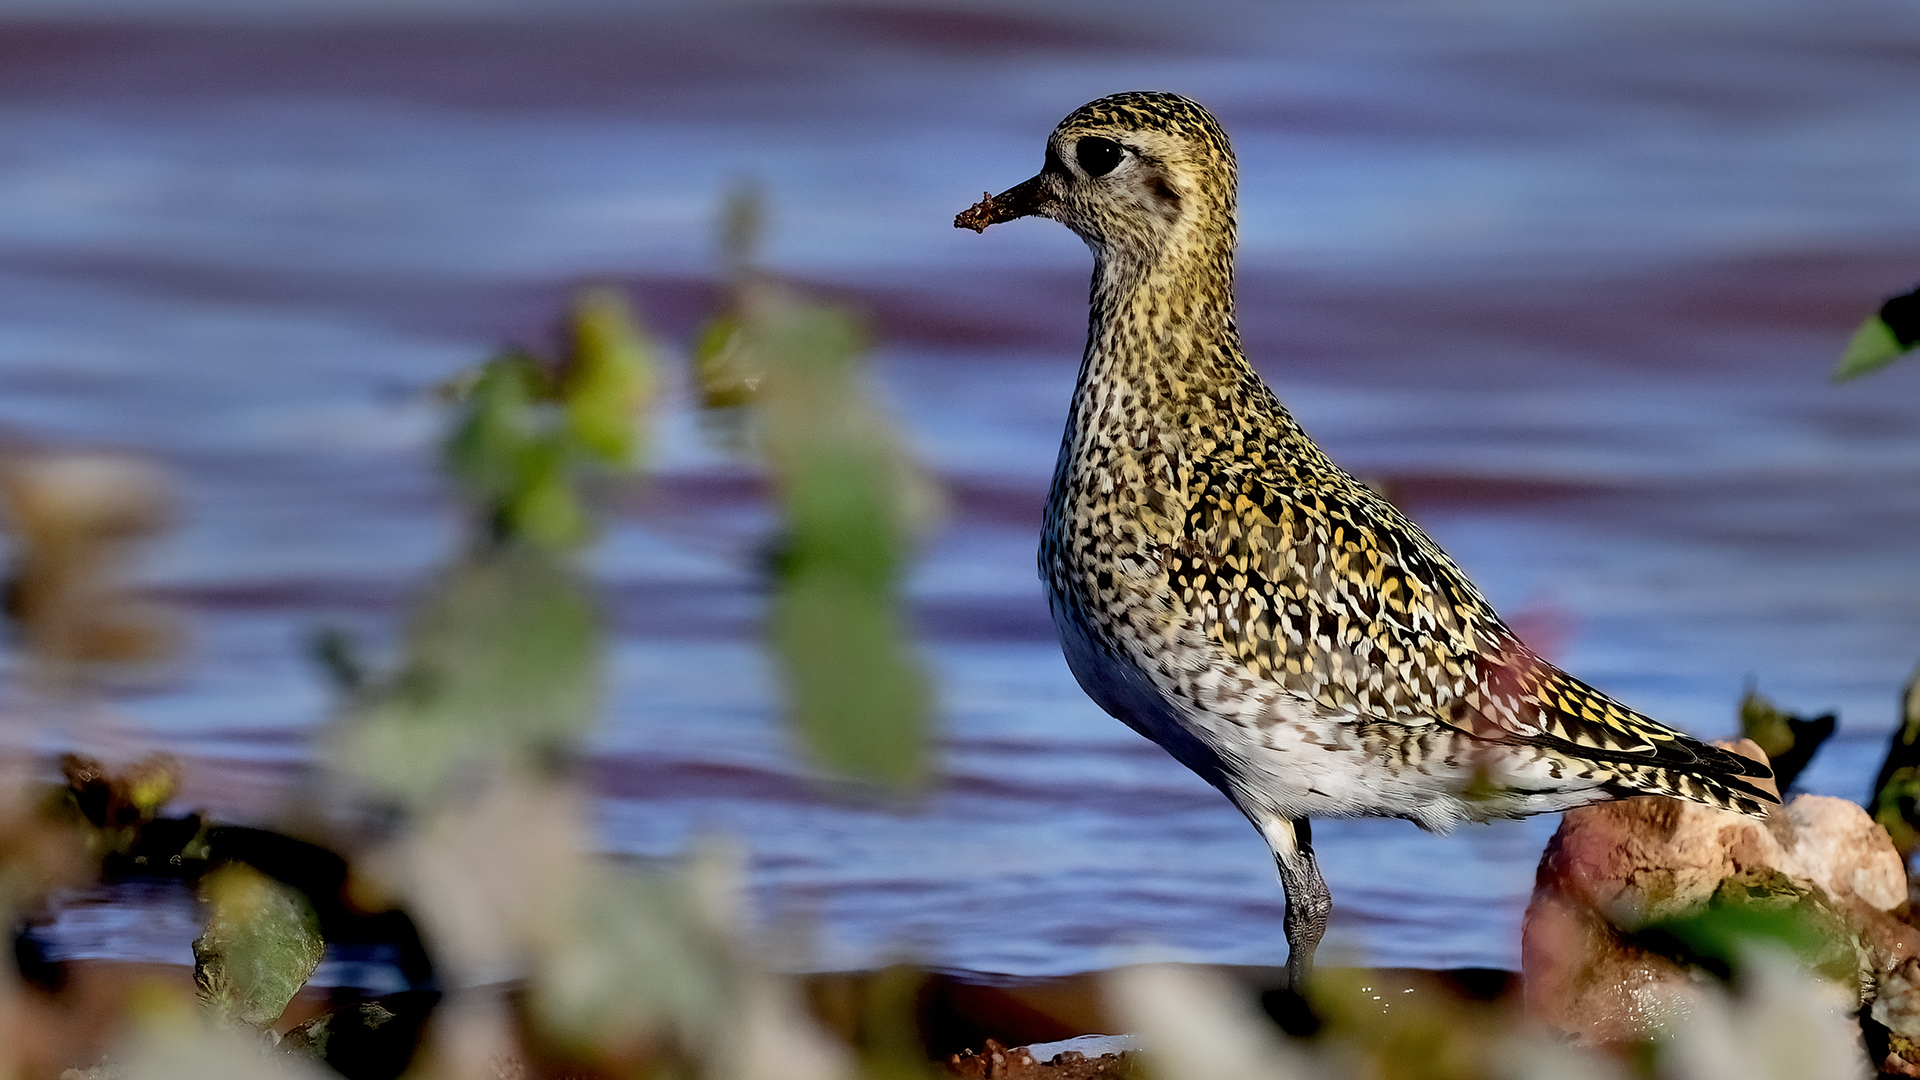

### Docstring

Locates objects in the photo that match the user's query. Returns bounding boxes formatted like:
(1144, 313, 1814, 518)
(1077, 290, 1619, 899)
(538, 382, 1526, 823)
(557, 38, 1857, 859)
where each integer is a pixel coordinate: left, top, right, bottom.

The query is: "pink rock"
(1522, 739, 1920, 1054)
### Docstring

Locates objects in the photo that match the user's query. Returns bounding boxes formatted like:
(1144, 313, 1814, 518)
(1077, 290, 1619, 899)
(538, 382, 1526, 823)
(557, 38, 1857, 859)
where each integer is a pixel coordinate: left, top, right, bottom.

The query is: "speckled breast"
(1039, 425, 1252, 790)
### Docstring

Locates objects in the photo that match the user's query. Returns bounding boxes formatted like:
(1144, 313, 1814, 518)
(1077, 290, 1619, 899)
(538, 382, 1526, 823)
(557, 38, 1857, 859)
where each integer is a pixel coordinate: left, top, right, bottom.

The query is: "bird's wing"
(1176, 453, 1775, 805)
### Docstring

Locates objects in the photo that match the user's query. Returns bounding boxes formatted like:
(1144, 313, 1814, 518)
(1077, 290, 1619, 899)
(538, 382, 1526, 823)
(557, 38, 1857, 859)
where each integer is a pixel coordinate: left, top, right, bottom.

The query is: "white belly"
(1050, 597, 1610, 832)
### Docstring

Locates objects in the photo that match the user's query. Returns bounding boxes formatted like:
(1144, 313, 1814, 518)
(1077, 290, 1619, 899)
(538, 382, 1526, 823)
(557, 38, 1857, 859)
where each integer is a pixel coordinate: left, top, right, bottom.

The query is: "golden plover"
(955, 91, 1776, 986)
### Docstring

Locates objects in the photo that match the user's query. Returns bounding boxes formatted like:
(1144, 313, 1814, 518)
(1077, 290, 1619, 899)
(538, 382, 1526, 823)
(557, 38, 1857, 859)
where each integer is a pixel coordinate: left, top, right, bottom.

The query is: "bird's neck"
(1076, 240, 1251, 424)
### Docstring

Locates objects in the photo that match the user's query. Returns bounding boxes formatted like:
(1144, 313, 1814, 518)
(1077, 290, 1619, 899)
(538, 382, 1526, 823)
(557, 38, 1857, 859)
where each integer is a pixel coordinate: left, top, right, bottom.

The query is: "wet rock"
(1871, 958, 1920, 1078)
(1523, 739, 1920, 1069)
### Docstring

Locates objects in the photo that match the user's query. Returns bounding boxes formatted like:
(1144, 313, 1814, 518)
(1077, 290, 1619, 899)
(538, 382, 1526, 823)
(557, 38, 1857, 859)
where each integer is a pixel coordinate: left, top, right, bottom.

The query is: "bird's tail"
(1582, 737, 1774, 814)
(1516, 663, 1780, 819)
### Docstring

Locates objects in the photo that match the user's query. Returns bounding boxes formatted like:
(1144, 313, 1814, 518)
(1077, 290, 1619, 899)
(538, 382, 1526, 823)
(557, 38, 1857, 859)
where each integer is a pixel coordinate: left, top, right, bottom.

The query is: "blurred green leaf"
(1738, 686, 1794, 762)
(688, 194, 940, 788)
(193, 863, 325, 1030)
(1834, 284, 1920, 382)
(772, 571, 930, 790)
(1654, 946, 1866, 1080)
(854, 965, 937, 1080)
(1868, 661, 1920, 860)
(1736, 685, 1833, 792)
(331, 545, 601, 807)
(445, 351, 549, 498)
(441, 292, 656, 550)
(527, 864, 736, 1057)
(561, 289, 656, 469)
(720, 182, 766, 273)
(1873, 766, 1920, 861)
(692, 311, 762, 412)
(694, 312, 740, 369)
(1632, 871, 1858, 986)
(504, 439, 592, 549)
(308, 625, 365, 694)
(1833, 315, 1908, 382)
(444, 351, 586, 546)
(745, 300, 932, 790)
(690, 185, 771, 424)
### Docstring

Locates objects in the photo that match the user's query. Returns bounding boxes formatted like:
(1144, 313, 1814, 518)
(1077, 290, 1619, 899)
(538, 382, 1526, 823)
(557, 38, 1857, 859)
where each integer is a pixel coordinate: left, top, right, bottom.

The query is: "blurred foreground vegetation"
(0, 219, 943, 1077)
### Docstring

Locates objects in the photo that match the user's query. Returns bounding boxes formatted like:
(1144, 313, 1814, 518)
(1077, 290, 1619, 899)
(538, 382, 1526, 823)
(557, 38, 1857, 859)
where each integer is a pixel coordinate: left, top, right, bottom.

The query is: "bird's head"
(955, 91, 1238, 271)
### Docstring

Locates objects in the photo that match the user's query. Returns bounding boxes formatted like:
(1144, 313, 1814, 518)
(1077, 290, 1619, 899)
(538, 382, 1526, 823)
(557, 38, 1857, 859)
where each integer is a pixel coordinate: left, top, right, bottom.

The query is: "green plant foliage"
(1875, 767, 1920, 862)
(1868, 662, 1920, 861)
(749, 299, 932, 790)
(330, 545, 601, 807)
(1833, 316, 1907, 382)
(564, 288, 657, 469)
(692, 185, 774, 416)
(771, 570, 931, 790)
(193, 863, 326, 1030)
(852, 966, 938, 1080)
(445, 350, 588, 549)
(692, 310, 763, 414)
(1631, 871, 1858, 986)
(688, 185, 945, 793)
(719, 181, 766, 275)
(526, 865, 738, 1058)
(1736, 685, 1833, 792)
(308, 625, 365, 694)
(1833, 283, 1920, 382)
(1738, 689, 1794, 762)
(444, 290, 655, 549)
(330, 289, 657, 805)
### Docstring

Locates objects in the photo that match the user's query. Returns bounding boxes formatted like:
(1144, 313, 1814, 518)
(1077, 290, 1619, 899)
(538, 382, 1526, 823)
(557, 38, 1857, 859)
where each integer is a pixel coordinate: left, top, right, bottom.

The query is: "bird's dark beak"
(954, 173, 1052, 233)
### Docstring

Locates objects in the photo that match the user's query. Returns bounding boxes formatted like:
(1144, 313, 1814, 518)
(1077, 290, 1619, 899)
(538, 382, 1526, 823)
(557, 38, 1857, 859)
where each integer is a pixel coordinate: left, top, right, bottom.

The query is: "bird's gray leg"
(1260, 815, 1331, 990)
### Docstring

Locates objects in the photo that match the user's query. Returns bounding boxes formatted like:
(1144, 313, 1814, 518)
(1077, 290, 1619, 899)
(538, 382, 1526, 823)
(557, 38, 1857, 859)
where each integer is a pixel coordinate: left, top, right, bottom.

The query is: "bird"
(954, 91, 1777, 988)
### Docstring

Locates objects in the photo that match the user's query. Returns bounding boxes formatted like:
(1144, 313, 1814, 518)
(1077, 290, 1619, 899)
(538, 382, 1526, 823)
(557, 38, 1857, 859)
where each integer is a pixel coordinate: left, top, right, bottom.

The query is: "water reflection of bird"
(956, 91, 1777, 988)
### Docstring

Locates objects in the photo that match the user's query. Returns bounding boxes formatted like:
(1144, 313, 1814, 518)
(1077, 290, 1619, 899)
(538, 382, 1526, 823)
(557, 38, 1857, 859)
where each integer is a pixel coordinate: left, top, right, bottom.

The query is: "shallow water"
(5, 0, 1920, 975)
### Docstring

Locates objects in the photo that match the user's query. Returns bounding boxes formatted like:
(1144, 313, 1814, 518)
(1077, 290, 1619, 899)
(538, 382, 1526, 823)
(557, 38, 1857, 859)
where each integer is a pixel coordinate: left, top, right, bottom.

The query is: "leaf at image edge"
(1832, 315, 1910, 382)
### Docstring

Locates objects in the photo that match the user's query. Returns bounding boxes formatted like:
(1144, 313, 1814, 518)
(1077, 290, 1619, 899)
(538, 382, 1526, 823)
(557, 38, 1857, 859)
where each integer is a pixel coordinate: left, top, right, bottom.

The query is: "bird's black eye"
(1075, 136, 1124, 178)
